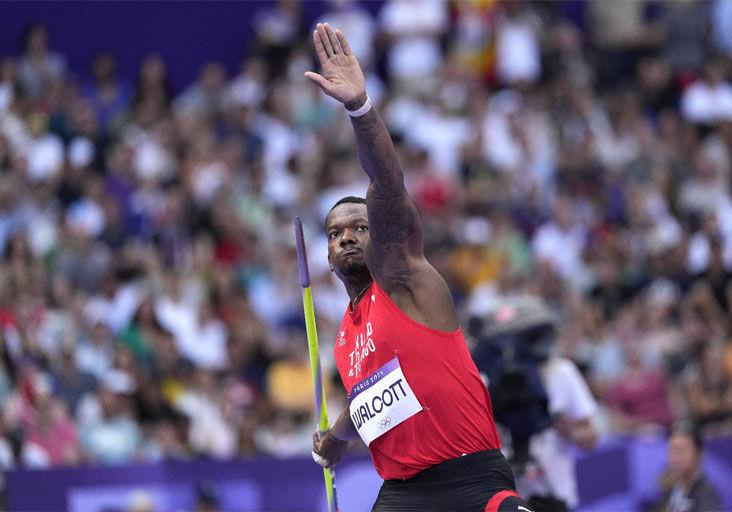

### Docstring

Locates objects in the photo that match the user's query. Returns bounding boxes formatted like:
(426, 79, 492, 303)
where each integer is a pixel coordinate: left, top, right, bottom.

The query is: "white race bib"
(348, 357, 423, 446)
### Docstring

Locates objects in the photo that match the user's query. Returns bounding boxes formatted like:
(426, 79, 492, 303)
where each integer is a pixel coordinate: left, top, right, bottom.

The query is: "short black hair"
(329, 196, 366, 213)
(325, 196, 366, 228)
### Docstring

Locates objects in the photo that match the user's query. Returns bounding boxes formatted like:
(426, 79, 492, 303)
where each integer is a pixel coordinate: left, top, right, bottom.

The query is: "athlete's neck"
(346, 277, 373, 308)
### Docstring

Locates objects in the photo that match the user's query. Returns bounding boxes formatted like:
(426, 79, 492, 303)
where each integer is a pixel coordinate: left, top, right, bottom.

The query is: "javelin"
(294, 216, 338, 512)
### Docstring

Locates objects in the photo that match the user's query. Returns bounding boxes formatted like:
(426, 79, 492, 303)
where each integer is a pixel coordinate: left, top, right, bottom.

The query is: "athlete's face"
(326, 203, 370, 279)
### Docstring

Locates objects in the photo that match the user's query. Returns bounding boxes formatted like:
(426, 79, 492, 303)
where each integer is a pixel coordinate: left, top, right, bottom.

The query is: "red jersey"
(334, 280, 501, 480)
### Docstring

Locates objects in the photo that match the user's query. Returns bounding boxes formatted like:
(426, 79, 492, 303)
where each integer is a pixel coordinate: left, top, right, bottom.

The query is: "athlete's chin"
(339, 260, 369, 277)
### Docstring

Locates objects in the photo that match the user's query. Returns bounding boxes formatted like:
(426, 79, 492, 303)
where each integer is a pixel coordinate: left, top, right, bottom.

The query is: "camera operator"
(469, 296, 599, 511)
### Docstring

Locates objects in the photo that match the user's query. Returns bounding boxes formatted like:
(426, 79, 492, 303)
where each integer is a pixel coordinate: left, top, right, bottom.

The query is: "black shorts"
(372, 449, 533, 512)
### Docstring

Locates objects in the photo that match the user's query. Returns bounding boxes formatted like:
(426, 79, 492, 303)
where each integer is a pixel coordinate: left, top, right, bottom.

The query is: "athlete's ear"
(328, 253, 334, 272)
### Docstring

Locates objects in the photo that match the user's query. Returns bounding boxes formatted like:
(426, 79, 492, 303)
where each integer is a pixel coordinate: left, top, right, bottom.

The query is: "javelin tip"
(294, 217, 310, 288)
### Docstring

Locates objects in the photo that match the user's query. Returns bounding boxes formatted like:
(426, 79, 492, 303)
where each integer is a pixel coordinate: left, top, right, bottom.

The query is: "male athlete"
(307, 24, 531, 512)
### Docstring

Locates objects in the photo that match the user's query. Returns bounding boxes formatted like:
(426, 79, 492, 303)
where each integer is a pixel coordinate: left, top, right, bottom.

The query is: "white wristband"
(312, 450, 330, 468)
(346, 95, 372, 117)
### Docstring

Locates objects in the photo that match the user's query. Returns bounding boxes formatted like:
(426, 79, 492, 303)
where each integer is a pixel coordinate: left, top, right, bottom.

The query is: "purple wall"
(6, 454, 379, 512)
(7, 437, 732, 512)
(0, 1, 383, 92)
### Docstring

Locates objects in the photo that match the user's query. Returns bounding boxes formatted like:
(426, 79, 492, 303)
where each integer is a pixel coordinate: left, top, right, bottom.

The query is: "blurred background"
(1, 0, 732, 511)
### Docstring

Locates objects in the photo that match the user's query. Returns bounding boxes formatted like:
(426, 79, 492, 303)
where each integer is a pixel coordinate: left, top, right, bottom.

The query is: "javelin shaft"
(302, 286, 336, 509)
(303, 287, 330, 432)
(295, 217, 339, 512)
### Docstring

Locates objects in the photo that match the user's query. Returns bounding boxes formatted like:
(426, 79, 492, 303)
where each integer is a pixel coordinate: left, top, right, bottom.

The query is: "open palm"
(305, 23, 366, 106)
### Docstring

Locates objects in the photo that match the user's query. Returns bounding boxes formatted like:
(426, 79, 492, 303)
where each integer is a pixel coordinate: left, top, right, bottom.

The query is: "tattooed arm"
(306, 23, 458, 330)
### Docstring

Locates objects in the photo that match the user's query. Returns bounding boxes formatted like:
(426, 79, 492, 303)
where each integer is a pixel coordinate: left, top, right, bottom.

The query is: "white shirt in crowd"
(528, 357, 599, 509)
(681, 79, 732, 124)
(319, 2, 377, 69)
(84, 283, 142, 335)
(482, 91, 556, 190)
(154, 297, 228, 370)
(495, 11, 542, 85)
(25, 132, 64, 183)
(379, 0, 448, 81)
(74, 341, 114, 381)
(406, 106, 471, 177)
(175, 390, 236, 459)
(532, 221, 588, 286)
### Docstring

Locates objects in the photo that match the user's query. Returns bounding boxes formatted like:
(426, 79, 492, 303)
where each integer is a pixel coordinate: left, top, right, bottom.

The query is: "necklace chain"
(351, 279, 373, 307)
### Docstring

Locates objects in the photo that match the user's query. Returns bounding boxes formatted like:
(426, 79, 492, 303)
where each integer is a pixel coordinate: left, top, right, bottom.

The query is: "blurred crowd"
(0, 0, 731, 479)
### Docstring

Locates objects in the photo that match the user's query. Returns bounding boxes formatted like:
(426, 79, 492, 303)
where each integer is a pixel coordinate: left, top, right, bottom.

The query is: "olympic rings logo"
(377, 417, 392, 429)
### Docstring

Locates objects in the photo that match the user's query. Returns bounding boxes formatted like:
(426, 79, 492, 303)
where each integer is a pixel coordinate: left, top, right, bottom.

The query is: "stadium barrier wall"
(7, 435, 732, 512)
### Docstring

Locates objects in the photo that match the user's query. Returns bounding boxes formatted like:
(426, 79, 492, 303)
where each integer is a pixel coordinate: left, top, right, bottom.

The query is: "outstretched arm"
(305, 23, 422, 271)
(350, 101, 424, 268)
(306, 23, 457, 330)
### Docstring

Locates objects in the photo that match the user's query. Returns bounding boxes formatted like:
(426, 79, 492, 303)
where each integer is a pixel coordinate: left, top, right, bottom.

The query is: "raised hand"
(305, 23, 366, 108)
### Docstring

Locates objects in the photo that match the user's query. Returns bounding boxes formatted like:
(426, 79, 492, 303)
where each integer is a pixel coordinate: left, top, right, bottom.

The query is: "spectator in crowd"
(131, 54, 172, 116)
(379, 0, 449, 93)
(605, 341, 675, 434)
(0, 57, 17, 115)
(17, 24, 65, 102)
(84, 52, 131, 134)
(252, 0, 305, 81)
(174, 61, 227, 120)
(533, 336, 598, 511)
(659, 0, 709, 76)
(654, 421, 722, 512)
(680, 57, 732, 125)
(78, 370, 141, 465)
(685, 342, 732, 435)
(21, 391, 79, 467)
(494, 0, 543, 87)
(532, 200, 588, 293)
(319, 0, 377, 71)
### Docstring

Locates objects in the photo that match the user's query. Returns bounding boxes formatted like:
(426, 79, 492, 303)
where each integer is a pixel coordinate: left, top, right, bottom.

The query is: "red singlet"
(334, 281, 501, 480)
